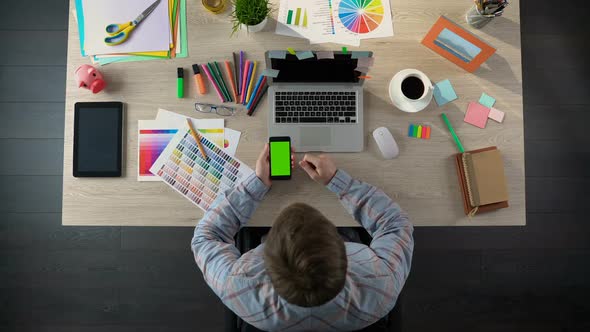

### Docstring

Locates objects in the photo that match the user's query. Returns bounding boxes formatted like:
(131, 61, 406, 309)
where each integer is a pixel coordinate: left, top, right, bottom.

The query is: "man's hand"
(255, 143, 295, 188)
(299, 154, 337, 185)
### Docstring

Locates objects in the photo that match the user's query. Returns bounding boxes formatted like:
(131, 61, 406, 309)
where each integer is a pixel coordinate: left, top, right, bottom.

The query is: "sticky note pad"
(268, 50, 287, 59)
(287, 47, 296, 55)
(433, 79, 458, 106)
(262, 69, 280, 78)
(423, 126, 431, 139)
(464, 102, 491, 129)
(351, 51, 371, 59)
(316, 51, 334, 59)
(479, 93, 496, 108)
(488, 107, 505, 123)
(296, 51, 315, 60)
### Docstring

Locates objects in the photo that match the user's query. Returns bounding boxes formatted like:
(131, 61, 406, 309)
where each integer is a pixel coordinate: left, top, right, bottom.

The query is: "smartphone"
(269, 136, 291, 180)
(73, 102, 124, 177)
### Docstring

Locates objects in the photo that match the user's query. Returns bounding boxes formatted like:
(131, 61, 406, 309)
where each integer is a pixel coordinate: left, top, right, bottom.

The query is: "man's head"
(264, 203, 347, 307)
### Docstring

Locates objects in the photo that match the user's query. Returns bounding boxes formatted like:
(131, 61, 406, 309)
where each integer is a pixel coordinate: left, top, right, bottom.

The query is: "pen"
(239, 51, 244, 95)
(186, 119, 208, 158)
(192, 64, 207, 95)
(214, 61, 232, 102)
(233, 53, 241, 98)
(225, 61, 238, 101)
(441, 113, 465, 153)
(240, 60, 251, 104)
(177, 68, 184, 98)
(201, 64, 225, 102)
(207, 63, 228, 101)
(245, 61, 258, 104)
(248, 83, 268, 116)
(246, 74, 265, 110)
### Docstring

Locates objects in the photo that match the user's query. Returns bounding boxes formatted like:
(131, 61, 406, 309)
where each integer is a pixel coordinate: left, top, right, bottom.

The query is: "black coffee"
(401, 76, 425, 100)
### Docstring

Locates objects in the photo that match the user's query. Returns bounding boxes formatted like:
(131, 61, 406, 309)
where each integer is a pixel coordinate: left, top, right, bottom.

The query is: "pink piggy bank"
(75, 64, 106, 94)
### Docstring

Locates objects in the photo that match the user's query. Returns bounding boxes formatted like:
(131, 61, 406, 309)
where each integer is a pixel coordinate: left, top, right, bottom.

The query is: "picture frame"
(422, 16, 496, 73)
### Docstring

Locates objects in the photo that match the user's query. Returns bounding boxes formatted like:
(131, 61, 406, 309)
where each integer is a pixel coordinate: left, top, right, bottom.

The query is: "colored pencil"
(240, 60, 251, 104)
(186, 119, 208, 158)
(246, 75, 265, 110)
(247, 83, 268, 116)
(245, 61, 258, 104)
(212, 62, 231, 102)
(201, 64, 225, 102)
(441, 113, 465, 153)
(241, 62, 254, 104)
(225, 61, 238, 101)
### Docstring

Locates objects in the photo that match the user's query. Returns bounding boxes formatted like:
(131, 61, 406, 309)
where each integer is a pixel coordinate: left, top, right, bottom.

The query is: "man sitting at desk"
(192, 145, 414, 331)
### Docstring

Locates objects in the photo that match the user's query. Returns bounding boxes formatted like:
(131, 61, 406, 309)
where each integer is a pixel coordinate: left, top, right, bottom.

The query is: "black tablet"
(73, 102, 124, 177)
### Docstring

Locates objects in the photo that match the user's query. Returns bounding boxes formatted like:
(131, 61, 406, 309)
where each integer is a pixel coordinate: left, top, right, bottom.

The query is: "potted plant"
(231, 0, 271, 34)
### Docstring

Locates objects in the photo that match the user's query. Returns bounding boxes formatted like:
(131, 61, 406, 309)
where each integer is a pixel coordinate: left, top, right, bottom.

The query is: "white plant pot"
(244, 17, 268, 33)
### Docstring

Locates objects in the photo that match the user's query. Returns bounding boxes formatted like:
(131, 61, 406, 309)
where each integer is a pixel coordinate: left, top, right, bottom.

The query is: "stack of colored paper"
(73, 0, 188, 65)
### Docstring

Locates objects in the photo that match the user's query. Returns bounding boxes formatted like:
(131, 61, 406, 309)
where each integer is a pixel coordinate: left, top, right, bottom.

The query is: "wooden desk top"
(63, 0, 524, 227)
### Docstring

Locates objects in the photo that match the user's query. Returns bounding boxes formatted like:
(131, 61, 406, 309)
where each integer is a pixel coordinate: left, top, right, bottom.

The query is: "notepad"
(462, 149, 508, 207)
(454, 147, 509, 216)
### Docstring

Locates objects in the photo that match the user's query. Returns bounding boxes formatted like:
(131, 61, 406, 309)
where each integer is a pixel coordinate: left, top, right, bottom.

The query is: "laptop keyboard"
(274, 91, 357, 124)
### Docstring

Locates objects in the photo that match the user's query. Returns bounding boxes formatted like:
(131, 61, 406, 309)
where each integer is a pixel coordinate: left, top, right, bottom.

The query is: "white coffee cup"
(389, 69, 434, 113)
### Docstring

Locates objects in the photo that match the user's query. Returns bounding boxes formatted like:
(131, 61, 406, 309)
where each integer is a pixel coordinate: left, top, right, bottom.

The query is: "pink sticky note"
(464, 102, 490, 128)
(488, 107, 505, 123)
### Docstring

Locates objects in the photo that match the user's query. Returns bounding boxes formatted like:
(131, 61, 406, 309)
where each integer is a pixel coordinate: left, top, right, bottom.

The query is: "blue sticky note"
(408, 124, 414, 137)
(262, 69, 280, 78)
(351, 51, 371, 59)
(433, 79, 458, 106)
(296, 51, 315, 60)
(479, 93, 496, 108)
(269, 50, 287, 59)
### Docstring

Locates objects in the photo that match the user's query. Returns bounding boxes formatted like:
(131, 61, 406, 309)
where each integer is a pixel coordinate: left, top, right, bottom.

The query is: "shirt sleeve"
(191, 173, 269, 298)
(326, 169, 414, 288)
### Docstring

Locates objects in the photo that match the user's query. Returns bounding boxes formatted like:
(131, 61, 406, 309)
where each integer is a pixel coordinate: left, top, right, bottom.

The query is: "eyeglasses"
(195, 103, 236, 117)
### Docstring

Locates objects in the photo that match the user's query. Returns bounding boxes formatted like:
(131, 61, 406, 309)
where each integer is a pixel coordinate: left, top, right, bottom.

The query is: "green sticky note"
(479, 92, 496, 108)
(412, 125, 418, 137)
(342, 47, 348, 54)
(287, 47, 296, 55)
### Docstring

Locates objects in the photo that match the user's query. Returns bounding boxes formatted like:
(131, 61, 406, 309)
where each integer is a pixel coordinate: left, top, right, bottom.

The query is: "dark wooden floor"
(1, 1, 589, 331)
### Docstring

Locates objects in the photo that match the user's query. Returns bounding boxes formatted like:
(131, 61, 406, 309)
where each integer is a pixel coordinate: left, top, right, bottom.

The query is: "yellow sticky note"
(417, 125, 422, 138)
(287, 47, 296, 55)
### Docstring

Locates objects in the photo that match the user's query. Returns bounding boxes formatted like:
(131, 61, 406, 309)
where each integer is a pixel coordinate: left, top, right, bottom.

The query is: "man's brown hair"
(264, 203, 347, 307)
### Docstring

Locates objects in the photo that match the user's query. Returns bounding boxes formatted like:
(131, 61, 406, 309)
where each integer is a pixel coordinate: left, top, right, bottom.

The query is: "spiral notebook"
(455, 146, 509, 216)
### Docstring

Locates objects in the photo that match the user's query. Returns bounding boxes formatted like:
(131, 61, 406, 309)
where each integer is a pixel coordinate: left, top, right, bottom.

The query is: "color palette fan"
(338, 0, 385, 34)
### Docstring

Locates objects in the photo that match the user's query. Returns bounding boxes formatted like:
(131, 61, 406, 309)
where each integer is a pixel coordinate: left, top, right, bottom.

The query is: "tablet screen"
(73, 102, 123, 177)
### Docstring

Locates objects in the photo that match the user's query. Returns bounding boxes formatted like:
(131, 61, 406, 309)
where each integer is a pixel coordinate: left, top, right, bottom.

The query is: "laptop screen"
(266, 51, 370, 84)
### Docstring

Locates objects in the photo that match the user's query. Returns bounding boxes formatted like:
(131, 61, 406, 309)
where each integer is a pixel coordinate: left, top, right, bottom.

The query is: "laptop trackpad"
(300, 127, 332, 148)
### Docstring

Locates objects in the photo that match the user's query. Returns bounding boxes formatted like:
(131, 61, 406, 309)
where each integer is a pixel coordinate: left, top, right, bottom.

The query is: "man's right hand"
(299, 154, 337, 185)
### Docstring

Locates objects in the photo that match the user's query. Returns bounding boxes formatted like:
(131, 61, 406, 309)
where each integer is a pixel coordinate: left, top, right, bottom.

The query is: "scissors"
(104, 0, 161, 46)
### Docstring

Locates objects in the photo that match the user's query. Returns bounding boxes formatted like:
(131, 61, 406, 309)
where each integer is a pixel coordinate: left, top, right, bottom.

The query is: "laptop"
(265, 51, 371, 152)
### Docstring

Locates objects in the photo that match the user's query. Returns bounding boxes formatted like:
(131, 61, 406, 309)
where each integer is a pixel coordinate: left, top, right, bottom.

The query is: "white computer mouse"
(372, 127, 399, 159)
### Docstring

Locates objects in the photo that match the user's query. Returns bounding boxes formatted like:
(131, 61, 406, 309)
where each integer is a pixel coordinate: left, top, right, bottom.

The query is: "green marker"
(441, 113, 465, 153)
(177, 68, 184, 98)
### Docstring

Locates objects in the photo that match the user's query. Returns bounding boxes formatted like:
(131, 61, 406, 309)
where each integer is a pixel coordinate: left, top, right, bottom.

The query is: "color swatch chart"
(138, 126, 178, 181)
(150, 125, 253, 212)
(285, 7, 309, 27)
(338, 0, 385, 34)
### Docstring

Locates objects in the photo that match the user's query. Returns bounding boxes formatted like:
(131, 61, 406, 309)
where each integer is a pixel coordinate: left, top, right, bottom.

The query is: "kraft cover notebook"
(455, 146, 509, 216)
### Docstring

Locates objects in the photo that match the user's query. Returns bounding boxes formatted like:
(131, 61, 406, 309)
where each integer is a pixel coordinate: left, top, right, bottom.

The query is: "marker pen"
(192, 64, 207, 95)
(177, 68, 184, 98)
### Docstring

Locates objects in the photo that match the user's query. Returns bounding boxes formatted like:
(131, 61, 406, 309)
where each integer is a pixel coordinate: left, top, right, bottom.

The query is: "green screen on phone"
(270, 141, 291, 176)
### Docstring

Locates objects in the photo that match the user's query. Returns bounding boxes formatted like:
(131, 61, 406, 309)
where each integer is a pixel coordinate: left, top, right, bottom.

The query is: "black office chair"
(224, 227, 404, 332)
